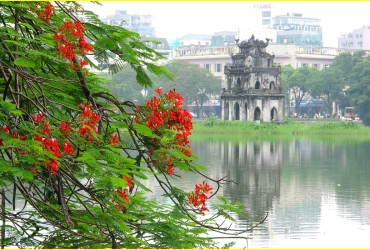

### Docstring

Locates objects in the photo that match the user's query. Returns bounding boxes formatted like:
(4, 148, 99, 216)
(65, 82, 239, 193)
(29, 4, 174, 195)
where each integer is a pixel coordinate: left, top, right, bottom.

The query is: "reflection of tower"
(221, 140, 283, 226)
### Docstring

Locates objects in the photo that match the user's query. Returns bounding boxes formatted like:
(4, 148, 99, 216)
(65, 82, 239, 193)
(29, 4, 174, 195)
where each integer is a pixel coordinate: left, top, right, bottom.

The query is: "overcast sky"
(82, 1, 370, 47)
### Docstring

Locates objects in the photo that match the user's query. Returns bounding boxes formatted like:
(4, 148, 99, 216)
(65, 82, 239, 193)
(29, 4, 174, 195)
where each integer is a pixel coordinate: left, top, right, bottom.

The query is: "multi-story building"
(338, 26, 370, 50)
(272, 13, 322, 47)
(101, 10, 155, 37)
(179, 31, 238, 48)
(211, 31, 237, 47)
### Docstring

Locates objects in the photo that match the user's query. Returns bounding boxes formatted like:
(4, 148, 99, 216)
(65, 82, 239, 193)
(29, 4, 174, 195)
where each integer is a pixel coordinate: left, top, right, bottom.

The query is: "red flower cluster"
(109, 133, 120, 147)
(188, 181, 213, 215)
(77, 101, 100, 142)
(30, 2, 54, 24)
(114, 176, 134, 211)
(122, 176, 133, 188)
(53, 21, 93, 72)
(33, 118, 74, 175)
(31, 113, 44, 123)
(135, 88, 193, 176)
(115, 189, 130, 211)
(60, 121, 72, 136)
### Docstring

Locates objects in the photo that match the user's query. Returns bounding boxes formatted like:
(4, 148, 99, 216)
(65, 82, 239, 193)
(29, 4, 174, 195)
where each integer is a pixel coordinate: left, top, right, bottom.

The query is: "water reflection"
(189, 136, 370, 247)
(219, 140, 282, 226)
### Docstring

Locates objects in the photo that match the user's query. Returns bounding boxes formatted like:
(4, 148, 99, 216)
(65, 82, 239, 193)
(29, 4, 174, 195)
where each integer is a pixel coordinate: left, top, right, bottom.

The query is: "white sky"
(82, 1, 370, 47)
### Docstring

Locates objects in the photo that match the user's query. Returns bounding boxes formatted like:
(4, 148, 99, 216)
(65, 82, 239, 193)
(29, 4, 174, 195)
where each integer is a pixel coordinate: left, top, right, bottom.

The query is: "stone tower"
(221, 35, 284, 122)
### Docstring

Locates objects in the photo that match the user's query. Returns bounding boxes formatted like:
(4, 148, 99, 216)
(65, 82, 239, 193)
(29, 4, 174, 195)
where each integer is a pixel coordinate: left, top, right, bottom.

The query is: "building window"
(156, 43, 164, 49)
(313, 64, 318, 68)
(302, 63, 307, 67)
(356, 34, 359, 38)
(205, 64, 211, 71)
(215, 64, 222, 72)
(262, 11, 271, 17)
(358, 42, 363, 46)
(262, 19, 271, 25)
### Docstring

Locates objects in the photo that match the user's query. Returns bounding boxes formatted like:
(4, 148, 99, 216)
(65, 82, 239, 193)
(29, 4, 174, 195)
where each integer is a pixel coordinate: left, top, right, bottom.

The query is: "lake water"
(4, 135, 370, 248)
(145, 135, 370, 248)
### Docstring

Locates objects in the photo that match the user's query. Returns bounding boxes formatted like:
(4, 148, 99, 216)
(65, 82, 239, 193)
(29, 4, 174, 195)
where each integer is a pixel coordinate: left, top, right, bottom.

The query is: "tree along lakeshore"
(281, 50, 370, 125)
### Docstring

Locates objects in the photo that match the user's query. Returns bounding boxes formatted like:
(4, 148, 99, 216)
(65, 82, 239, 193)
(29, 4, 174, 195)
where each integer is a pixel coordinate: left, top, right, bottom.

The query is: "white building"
(338, 26, 370, 50)
(179, 34, 213, 47)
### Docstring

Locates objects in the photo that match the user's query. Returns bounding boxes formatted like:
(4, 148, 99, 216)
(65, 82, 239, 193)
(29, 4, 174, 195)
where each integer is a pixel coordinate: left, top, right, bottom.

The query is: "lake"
(144, 134, 370, 248)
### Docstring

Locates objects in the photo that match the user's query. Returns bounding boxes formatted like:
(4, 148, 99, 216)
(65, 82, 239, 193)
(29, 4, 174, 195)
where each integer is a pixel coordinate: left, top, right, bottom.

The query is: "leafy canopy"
(0, 2, 263, 249)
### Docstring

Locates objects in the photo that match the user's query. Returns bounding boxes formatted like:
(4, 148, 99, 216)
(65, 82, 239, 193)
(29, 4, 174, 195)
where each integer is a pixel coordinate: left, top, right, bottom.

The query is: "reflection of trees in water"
(331, 140, 370, 224)
(220, 140, 283, 227)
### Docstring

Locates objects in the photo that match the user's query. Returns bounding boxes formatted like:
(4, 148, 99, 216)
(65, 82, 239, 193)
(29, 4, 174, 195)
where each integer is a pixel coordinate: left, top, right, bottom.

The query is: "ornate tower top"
(236, 35, 270, 54)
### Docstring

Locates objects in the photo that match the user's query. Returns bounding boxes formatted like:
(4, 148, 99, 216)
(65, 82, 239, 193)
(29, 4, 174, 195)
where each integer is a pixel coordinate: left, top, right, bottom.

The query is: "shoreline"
(191, 118, 370, 136)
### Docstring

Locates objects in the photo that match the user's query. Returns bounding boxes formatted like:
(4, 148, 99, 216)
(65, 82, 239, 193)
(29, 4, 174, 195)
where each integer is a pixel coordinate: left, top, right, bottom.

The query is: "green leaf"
(216, 196, 227, 203)
(110, 176, 128, 188)
(112, 219, 132, 232)
(0, 101, 17, 112)
(9, 168, 34, 181)
(14, 57, 36, 68)
(133, 124, 158, 138)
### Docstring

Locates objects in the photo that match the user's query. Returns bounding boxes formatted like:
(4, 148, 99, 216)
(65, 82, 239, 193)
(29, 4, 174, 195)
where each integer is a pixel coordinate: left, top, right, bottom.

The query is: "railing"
(222, 88, 283, 95)
(173, 46, 239, 57)
(173, 44, 370, 58)
(294, 46, 370, 57)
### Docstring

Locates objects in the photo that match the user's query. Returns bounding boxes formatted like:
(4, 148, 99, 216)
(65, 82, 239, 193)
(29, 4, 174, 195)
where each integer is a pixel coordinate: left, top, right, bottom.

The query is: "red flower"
(155, 87, 163, 95)
(166, 165, 174, 176)
(78, 101, 92, 118)
(188, 181, 213, 215)
(48, 159, 59, 175)
(60, 121, 72, 136)
(109, 133, 120, 147)
(42, 122, 51, 136)
(116, 189, 130, 203)
(34, 134, 43, 143)
(1, 126, 9, 133)
(62, 140, 74, 155)
(53, 33, 63, 41)
(54, 20, 93, 71)
(79, 58, 88, 67)
(31, 113, 44, 123)
(122, 176, 133, 188)
(32, 2, 54, 24)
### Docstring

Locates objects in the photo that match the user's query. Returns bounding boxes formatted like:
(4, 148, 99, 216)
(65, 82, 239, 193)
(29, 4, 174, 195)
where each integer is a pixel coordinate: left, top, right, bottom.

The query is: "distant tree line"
(281, 51, 370, 125)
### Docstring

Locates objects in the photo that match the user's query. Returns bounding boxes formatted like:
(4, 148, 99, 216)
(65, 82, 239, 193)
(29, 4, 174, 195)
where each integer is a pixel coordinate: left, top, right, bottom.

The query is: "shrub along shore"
(191, 117, 370, 136)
